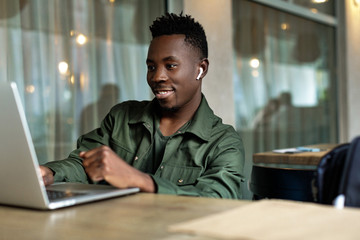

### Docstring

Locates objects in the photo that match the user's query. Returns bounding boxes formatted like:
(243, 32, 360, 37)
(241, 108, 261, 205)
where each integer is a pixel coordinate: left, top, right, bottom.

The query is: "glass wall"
(0, 0, 165, 163)
(232, 0, 337, 154)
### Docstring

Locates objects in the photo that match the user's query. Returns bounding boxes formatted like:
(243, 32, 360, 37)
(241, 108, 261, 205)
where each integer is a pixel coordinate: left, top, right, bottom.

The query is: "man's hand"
(40, 166, 54, 186)
(81, 146, 155, 193)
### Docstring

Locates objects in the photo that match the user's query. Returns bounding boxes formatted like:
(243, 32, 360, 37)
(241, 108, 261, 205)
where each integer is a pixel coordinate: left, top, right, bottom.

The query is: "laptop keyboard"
(46, 190, 86, 200)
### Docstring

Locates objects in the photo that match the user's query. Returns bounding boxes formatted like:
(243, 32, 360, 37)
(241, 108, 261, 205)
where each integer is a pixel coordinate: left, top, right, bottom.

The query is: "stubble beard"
(160, 106, 180, 113)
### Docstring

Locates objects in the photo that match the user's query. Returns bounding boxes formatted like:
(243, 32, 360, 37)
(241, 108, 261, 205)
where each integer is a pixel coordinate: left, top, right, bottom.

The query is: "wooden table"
(253, 144, 338, 167)
(0, 193, 249, 240)
(250, 144, 338, 201)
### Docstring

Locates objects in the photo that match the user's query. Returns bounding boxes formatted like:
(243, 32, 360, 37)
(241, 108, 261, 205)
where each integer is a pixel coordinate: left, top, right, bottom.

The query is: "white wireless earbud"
(196, 68, 204, 80)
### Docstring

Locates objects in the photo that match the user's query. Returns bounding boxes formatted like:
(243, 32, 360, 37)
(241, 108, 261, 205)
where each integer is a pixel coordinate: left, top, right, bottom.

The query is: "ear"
(196, 58, 209, 80)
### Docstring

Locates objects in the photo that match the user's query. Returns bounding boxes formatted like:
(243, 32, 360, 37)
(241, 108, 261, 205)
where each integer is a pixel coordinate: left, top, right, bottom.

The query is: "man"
(40, 13, 245, 199)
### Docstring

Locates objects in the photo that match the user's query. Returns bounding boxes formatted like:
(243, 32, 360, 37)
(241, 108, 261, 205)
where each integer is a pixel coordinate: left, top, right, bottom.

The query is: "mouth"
(153, 88, 174, 100)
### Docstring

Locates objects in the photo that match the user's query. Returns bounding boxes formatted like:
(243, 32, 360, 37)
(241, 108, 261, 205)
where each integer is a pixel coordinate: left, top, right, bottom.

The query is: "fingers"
(81, 146, 106, 168)
(81, 146, 111, 182)
(40, 166, 54, 186)
(79, 146, 156, 192)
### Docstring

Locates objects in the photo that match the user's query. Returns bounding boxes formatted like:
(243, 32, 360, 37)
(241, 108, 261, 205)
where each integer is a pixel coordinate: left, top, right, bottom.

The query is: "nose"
(149, 66, 167, 83)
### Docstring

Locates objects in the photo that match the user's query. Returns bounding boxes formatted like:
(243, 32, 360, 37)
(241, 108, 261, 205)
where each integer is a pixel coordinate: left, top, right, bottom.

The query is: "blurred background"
(1, 0, 358, 199)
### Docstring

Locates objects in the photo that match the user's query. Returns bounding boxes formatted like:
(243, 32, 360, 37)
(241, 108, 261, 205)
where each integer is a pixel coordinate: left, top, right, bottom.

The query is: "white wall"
(182, 0, 236, 127)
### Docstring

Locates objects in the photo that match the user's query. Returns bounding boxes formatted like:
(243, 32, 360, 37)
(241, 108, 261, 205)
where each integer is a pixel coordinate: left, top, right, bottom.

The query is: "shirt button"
(178, 179, 183, 183)
(134, 156, 138, 161)
(160, 165, 164, 170)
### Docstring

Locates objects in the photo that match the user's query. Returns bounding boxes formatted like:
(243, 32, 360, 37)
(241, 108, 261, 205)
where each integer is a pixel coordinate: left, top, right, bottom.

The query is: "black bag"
(337, 136, 360, 207)
(313, 136, 360, 207)
(312, 143, 349, 204)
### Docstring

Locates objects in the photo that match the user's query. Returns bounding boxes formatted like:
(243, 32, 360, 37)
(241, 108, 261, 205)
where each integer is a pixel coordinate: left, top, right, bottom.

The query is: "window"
(232, 0, 337, 153)
(0, 0, 165, 163)
(283, 0, 335, 15)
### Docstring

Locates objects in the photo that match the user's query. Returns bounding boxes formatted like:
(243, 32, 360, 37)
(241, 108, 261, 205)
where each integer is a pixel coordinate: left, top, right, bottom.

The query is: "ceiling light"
(249, 58, 260, 68)
(76, 34, 87, 45)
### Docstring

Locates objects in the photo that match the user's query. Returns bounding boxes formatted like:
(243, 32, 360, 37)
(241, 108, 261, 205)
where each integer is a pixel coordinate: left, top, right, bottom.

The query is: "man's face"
(146, 34, 202, 112)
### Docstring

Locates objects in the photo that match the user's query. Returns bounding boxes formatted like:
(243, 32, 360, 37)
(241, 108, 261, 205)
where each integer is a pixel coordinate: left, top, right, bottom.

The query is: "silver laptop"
(0, 82, 139, 210)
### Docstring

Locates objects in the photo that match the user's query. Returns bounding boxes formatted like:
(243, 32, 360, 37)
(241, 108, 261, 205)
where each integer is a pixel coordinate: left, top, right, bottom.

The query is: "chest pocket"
(109, 139, 136, 164)
(159, 165, 203, 186)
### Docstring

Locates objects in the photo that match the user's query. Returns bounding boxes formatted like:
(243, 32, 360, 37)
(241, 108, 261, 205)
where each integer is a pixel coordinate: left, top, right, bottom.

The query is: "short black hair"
(149, 12, 208, 59)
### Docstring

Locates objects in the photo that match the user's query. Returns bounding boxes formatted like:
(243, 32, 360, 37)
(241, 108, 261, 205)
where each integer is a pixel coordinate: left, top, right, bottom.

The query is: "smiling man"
(40, 13, 245, 199)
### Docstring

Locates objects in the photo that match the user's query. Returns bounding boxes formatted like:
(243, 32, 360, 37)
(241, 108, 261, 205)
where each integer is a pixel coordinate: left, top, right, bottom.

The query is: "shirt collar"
(185, 95, 214, 141)
(129, 94, 215, 142)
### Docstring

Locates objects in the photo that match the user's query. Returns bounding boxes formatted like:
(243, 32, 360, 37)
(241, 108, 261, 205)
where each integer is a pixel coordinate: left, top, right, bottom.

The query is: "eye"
(147, 65, 155, 72)
(166, 64, 177, 70)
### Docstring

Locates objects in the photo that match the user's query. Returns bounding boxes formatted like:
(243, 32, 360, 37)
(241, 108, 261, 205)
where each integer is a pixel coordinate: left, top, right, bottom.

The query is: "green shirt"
(43, 95, 245, 199)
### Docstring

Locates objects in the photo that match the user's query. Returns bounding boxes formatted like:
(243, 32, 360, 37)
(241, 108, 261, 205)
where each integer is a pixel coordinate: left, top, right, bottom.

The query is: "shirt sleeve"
(42, 113, 114, 183)
(42, 155, 89, 183)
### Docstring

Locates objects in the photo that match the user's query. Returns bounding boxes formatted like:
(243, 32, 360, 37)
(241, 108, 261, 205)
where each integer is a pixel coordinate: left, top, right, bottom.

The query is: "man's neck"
(158, 97, 201, 136)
